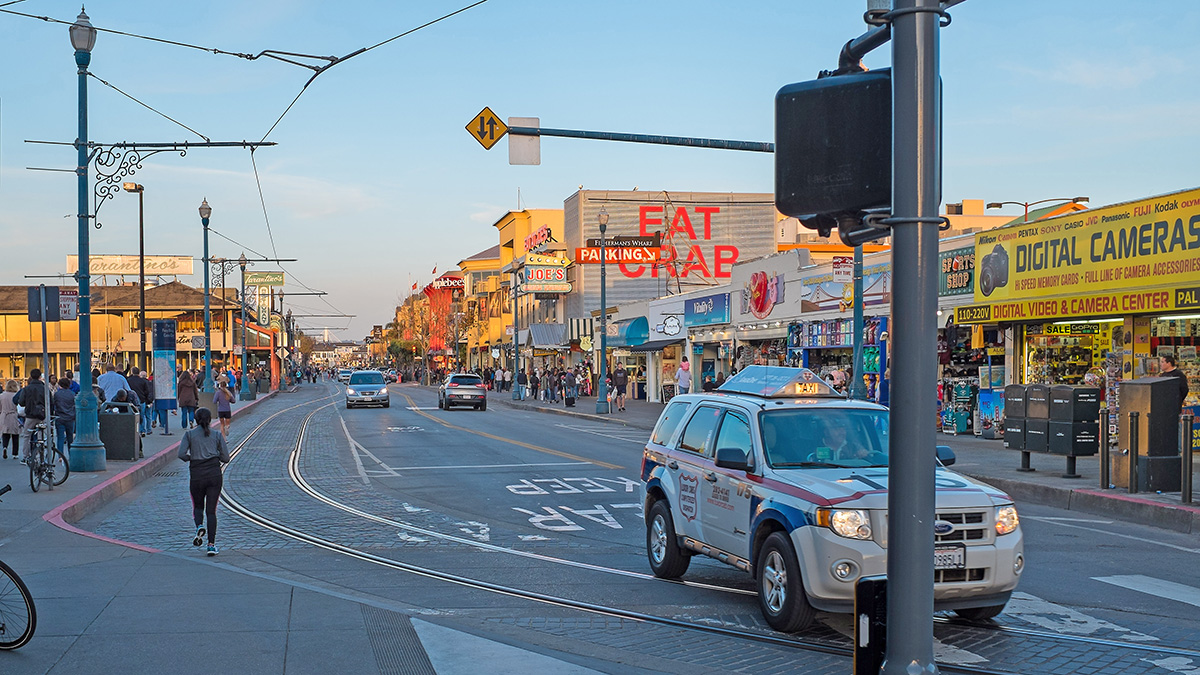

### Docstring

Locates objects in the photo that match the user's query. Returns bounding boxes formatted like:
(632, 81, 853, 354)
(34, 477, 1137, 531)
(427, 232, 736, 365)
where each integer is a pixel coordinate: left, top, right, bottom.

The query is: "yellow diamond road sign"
(467, 106, 508, 150)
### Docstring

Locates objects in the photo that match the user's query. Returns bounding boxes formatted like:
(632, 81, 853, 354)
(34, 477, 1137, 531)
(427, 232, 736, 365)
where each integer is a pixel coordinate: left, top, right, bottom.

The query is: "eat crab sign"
(618, 205, 739, 280)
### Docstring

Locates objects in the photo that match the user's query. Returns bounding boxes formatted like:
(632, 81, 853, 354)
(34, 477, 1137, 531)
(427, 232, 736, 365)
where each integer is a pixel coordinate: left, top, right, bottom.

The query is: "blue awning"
(607, 316, 649, 347)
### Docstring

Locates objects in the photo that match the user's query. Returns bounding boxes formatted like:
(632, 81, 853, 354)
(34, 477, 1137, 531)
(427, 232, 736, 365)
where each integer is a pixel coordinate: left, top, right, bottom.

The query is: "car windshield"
(759, 408, 889, 468)
(349, 372, 385, 385)
(450, 375, 482, 386)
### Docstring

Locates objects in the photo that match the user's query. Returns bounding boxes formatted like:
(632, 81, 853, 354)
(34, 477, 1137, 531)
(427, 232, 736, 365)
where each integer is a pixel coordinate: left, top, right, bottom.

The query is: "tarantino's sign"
(67, 254, 194, 276)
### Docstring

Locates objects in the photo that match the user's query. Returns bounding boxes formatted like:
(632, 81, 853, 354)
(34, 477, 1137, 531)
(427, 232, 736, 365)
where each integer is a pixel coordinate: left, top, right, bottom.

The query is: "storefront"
(683, 291, 731, 386)
(791, 316, 890, 403)
(730, 251, 806, 373)
(954, 187, 1200, 449)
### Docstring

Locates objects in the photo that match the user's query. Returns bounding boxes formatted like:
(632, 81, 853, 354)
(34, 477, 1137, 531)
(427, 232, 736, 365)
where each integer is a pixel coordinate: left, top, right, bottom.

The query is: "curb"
(43, 392, 278, 548)
(493, 397, 657, 430)
(960, 471, 1200, 534)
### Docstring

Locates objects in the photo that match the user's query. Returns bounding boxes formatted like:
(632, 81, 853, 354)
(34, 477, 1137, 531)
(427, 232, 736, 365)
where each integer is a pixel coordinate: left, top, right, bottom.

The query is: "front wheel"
(51, 449, 70, 486)
(0, 560, 36, 650)
(757, 531, 816, 632)
(29, 454, 41, 493)
(646, 500, 690, 578)
(955, 604, 1006, 621)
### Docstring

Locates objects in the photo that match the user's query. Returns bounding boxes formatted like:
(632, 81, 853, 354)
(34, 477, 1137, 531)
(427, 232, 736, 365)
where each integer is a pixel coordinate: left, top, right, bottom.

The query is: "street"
(0, 381, 1193, 674)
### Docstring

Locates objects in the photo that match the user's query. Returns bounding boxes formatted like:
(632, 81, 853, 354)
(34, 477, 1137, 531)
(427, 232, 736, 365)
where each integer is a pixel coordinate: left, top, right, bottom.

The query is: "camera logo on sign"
(979, 244, 1010, 297)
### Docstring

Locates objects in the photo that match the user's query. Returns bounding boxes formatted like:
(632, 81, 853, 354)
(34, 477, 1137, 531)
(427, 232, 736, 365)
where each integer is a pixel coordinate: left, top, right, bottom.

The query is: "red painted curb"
(43, 392, 278, 551)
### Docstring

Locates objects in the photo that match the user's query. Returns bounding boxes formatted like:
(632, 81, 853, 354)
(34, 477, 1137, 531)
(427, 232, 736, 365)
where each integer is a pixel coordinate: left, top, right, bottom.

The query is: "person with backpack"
(178, 407, 230, 556)
(15, 369, 47, 464)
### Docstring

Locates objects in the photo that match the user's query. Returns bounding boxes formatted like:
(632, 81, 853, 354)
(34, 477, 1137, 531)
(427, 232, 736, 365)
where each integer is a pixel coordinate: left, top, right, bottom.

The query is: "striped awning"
(568, 318, 593, 342)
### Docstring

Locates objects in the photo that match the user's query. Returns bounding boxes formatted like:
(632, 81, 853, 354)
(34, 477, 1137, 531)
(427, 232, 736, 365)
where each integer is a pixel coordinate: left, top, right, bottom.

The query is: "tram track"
(215, 389, 1200, 673)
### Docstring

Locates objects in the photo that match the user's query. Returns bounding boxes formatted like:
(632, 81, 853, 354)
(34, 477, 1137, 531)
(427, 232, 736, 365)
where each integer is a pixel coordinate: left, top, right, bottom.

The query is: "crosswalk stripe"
(1092, 575, 1200, 609)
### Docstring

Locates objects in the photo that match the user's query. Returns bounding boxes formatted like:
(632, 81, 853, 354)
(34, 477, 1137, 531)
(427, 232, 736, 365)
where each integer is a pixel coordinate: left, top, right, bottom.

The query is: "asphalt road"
(80, 381, 1200, 674)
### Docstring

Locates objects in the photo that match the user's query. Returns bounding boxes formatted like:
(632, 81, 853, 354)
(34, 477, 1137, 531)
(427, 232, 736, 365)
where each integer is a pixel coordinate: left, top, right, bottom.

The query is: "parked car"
(345, 370, 389, 409)
(642, 366, 1023, 632)
(438, 373, 488, 411)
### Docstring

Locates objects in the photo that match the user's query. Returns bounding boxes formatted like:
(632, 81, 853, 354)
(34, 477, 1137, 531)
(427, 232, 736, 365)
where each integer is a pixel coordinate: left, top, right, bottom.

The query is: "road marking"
(1024, 516, 1114, 524)
(1142, 656, 1200, 674)
(406, 407, 439, 411)
(1092, 575, 1200, 609)
(391, 461, 591, 471)
(1021, 517, 1200, 554)
(556, 423, 647, 445)
(401, 393, 622, 470)
(1003, 591, 1159, 641)
(822, 615, 989, 665)
(337, 410, 399, 481)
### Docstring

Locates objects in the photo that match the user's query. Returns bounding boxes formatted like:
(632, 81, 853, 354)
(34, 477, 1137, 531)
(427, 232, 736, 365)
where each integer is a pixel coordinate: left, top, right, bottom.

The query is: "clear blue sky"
(2, 0, 1197, 340)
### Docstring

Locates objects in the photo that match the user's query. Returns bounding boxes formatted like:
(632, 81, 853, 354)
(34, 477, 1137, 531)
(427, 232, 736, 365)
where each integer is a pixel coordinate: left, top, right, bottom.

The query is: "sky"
(2, 0, 1198, 341)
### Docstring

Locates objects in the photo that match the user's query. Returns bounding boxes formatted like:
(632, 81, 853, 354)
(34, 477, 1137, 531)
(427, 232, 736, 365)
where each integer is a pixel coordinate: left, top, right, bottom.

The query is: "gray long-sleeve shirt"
(178, 427, 230, 478)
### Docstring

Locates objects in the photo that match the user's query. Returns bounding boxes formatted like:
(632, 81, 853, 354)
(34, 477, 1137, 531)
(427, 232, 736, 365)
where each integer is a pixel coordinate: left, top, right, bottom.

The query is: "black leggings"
(1, 433, 16, 455)
(189, 475, 222, 544)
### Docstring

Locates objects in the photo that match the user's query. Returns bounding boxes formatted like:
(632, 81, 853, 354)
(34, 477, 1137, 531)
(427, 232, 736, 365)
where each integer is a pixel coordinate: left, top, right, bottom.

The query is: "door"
(670, 405, 724, 542)
(703, 410, 756, 558)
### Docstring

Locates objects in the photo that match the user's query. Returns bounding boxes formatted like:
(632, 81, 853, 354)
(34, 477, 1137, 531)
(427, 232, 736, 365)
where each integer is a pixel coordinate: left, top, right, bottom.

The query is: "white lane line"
(1003, 591, 1159, 642)
(821, 615, 988, 665)
(1024, 516, 1114, 524)
(383, 461, 592, 471)
(336, 410, 398, 481)
(555, 423, 647, 444)
(1092, 575, 1200, 609)
(1020, 517, 1200, 554)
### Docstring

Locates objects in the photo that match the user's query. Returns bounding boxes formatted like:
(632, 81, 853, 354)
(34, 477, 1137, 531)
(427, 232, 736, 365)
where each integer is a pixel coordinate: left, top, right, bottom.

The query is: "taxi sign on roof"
(717, 366, 843, 399)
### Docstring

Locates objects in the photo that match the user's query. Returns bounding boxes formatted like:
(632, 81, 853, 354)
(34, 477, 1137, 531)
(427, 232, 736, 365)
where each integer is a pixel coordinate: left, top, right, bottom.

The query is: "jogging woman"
(178, 407, 230, 555)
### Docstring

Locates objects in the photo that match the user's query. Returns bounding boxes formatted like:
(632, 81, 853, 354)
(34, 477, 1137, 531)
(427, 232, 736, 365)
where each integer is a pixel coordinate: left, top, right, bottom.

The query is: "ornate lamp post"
(595, 207, 611, 414)
(238, 253, 253, 400)
(69, 7, 105, 471)
(199, 199, 213, 393)
(986, 196, 1089, 223)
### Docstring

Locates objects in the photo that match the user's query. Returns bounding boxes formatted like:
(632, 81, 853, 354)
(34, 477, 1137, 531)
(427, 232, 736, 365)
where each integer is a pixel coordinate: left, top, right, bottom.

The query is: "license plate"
(934, 543, 966, 570)
(361, 397, 373, 401)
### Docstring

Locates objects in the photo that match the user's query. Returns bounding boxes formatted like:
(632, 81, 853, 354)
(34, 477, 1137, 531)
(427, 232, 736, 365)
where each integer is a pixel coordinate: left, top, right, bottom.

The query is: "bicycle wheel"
(28, 452, 40, 493)
(0, 559, 36, 650)
(51, 448, 69, 486)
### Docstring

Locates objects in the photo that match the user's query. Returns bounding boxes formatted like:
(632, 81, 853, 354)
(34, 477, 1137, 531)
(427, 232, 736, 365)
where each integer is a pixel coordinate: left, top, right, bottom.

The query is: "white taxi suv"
(641, 366, 1024, 632)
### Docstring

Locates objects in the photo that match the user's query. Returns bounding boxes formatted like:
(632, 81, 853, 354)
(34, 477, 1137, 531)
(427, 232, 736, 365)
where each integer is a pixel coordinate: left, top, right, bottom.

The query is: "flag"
(431, 265, 437, 276)
(411, 281, 418, 292)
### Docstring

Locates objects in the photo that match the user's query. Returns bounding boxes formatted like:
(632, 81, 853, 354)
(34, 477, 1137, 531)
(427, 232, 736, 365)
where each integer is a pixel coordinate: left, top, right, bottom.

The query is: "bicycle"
(27, 423, 69, 493)
(0, 484, 37, 650)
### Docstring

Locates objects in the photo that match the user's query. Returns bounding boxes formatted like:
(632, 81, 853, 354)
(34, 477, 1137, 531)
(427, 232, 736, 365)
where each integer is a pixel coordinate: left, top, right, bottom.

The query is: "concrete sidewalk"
(491, 388, 1200, 534)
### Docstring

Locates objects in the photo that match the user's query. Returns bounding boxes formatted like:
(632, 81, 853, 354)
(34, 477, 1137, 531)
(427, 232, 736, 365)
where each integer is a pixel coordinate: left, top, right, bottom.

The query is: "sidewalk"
(491, 388, 1200, 534)
(0, 383, 614, 675)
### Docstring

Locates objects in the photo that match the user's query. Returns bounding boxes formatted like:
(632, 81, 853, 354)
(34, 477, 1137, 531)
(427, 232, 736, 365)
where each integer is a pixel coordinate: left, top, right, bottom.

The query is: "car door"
(671, 405, 724, 543)
(702, 409, 756, 558)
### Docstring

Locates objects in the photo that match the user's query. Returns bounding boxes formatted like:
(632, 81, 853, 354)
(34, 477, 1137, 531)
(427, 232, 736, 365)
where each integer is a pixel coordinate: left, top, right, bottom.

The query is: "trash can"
(1114, 377, 1183, 491)
(258, 377, 271, 394)
(99, 404, 142, 461)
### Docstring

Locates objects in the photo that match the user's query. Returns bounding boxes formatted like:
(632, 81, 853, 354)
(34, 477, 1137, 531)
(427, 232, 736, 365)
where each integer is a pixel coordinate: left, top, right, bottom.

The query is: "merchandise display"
(1024, 323, 1110, 386)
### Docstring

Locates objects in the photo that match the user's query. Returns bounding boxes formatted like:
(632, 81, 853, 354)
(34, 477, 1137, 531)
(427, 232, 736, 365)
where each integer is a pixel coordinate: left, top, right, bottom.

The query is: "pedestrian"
(702, 375, 716, 392)
(530, 369, 540, 401)
(1159, 354, 1190, 423)
(15, 369, 48, 463)
(0, 380, 20, 459)
(96, 363, 130, 403)
(213, 376, 235, 437)
(613, 362, 629, 412)
(178, 369, 200, 429)
(715, 371, 726, 387)
(64, 370, 80, 394)
(564, 369, 577, 407)
(53, 377, 76, 456)
(516, 369, 528, 400)
(178, 407, 230, 556)
(675, 357, 692, 395)
(503, 367, 512, 393)
(127, 367, 155, 437)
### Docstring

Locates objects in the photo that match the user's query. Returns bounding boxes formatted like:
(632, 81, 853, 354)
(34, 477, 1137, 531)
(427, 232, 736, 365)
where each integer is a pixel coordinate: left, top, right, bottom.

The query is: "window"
(759, 409, 889, 468)
(678, 406, 723, 456)
(714, 411, 753, 464)
(449, 375, 483, 386)
(651, 400, 690, 446)
(349, 372, 385, 385)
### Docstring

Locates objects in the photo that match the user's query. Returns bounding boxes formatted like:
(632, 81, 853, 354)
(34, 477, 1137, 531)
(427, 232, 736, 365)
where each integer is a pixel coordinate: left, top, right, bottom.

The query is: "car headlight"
(346, 387, 355, 395)
(379, 386, 387, 394)
(995, 505, 1019, 536)
(817, 508, 873, 540)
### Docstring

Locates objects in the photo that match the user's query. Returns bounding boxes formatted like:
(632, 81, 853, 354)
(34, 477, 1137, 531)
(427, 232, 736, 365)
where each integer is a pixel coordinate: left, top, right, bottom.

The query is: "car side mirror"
(936, 445, 956, 466)
(715, 447, 752, 472)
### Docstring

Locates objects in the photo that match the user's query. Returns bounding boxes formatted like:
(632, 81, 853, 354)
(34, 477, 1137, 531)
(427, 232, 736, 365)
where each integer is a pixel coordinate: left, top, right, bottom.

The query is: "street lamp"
(199, 198, 213, 393)
(238, 253, 253, 400)
(122, 182, 147, 370)
(595, 207, 610, 415)
(70, 7, 105, 471)
(986, 196, 1089, 223)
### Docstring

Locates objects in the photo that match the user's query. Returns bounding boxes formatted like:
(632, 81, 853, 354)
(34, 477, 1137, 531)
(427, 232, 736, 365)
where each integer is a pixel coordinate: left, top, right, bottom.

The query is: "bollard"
(1182, 413, 1194, 504)
(1128, 411, 1140, 494)
(1099, 414, 1110, 489)
(1018, 450, 1033, 472)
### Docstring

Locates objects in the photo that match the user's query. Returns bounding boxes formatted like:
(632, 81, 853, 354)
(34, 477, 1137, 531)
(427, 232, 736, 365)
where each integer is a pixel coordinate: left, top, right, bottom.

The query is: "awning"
(607, 316, 649, 347)
(568, 317, 593, 342)
(627, 338, 683, 353)
(526, 323, 566, 349)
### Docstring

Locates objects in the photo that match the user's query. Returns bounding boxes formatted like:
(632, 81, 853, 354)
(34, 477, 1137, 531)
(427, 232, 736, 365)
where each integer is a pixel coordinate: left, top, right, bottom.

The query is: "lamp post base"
(595, 382, 610, 414)
(69, 441, 107, 472)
